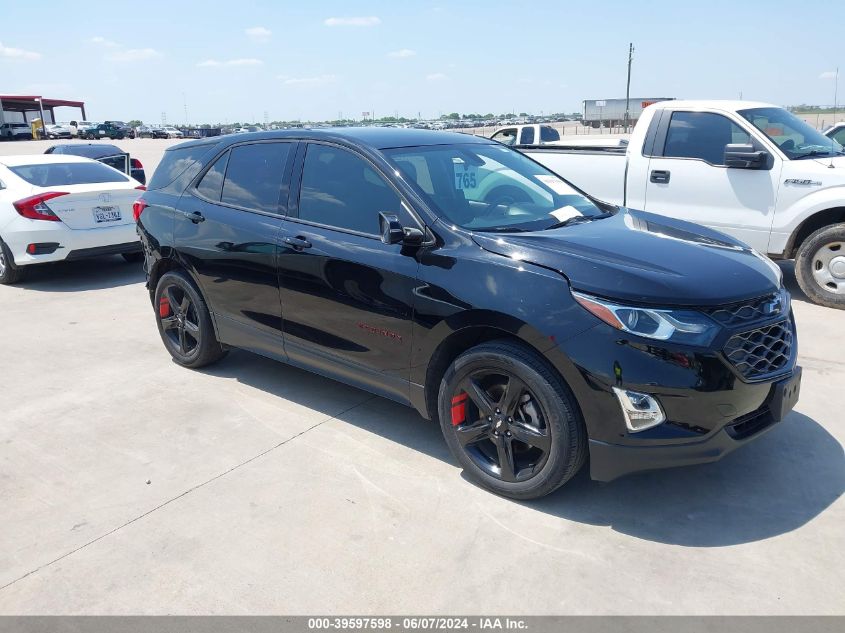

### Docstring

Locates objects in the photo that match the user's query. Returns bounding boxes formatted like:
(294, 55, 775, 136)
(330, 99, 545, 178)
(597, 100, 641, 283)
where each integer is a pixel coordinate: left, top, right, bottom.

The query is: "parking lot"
(0, 139, 843, 615)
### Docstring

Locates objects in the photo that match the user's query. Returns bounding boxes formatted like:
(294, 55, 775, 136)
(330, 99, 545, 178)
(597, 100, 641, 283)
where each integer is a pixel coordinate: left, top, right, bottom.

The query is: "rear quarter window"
(147, 142, 218, 191)
(9, 162, 129, 186)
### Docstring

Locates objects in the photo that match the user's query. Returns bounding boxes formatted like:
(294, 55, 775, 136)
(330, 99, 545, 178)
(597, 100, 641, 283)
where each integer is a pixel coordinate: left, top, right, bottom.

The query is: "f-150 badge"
(784, 179, 822, 186)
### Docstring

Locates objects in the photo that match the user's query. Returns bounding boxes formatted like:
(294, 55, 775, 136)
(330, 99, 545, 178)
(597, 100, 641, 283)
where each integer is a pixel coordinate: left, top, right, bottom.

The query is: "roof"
(169, 127, 492, 152)
(0, 95, 85, 109)
(0, 154, 92, 167)
(649, 99, 776, 112)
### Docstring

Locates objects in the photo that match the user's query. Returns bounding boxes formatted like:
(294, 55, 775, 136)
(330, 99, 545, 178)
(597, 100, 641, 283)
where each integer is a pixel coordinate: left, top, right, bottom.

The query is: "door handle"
(284, 235, 312, 250)
(179, 210, 205, 223)
(650, 170, 671, 184)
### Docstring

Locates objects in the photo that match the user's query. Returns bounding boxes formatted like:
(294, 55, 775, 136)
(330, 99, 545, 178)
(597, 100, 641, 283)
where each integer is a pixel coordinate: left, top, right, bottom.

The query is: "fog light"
(612, 387, 666, 432)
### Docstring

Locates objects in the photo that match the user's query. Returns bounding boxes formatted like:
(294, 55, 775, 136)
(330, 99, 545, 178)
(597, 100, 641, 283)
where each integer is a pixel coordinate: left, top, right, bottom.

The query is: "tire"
(795, 223, 845, 309)
(437, 340, 587, 500)
(121, 252, 144, 264)
(154, 270, 227, 368)
(0, 237, 25, 285)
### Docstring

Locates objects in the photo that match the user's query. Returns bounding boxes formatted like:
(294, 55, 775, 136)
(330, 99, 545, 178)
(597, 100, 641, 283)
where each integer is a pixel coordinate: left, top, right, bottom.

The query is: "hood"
(471, 209, 781, 307)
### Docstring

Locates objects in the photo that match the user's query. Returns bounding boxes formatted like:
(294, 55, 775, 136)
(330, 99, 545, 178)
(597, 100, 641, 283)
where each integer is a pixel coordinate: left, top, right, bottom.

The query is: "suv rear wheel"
(154, 271, 227, 368)
(438, 340, 587, 499)
(795, 223, 845, 309)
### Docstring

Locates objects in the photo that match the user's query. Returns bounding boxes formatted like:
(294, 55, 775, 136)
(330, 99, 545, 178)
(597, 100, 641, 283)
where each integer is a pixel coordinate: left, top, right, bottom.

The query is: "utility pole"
(624, 43, 634, 133)
(183, 93, 188, 126)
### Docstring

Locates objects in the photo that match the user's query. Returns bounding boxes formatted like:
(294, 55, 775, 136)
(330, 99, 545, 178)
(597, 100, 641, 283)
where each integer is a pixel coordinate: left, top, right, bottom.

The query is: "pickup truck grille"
(704, 292, 783, 327)
(723, 319, 794, 380)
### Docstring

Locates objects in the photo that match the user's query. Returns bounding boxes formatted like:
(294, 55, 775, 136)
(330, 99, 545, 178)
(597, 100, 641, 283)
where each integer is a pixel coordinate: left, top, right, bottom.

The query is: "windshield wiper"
(545, 213, 610, 230)
(794, 148, 845, 159)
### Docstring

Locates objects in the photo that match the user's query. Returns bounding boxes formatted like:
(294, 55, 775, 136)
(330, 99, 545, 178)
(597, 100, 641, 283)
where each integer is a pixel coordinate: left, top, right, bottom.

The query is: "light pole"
(624, 43, 634, 132)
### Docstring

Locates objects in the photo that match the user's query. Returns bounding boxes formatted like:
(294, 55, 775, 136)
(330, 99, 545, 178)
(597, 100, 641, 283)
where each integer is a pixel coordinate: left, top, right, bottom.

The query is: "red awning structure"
(0, 94, 87, 123)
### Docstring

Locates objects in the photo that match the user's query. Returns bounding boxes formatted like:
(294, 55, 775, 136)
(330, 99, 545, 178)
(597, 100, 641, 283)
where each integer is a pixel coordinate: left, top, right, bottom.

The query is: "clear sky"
(1, 0, 842, 124)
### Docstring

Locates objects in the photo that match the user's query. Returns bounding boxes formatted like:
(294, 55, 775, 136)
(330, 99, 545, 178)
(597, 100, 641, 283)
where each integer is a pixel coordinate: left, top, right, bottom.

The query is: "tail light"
(135, 185, 147, 191)
(132, 198, 148, 223)
(131, 158, 143, 169)
(13, 192, 68, 221)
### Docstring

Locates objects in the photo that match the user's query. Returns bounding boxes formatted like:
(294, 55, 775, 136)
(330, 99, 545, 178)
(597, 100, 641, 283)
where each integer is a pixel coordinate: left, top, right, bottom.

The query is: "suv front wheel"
(154, 271, 227, 368)
(438, 340, 587, 499)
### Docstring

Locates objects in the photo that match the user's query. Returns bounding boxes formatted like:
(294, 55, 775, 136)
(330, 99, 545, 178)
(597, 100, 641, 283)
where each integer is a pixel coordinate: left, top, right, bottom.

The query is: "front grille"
(723, 320, 793, 380)
(704, 291, 784, 327)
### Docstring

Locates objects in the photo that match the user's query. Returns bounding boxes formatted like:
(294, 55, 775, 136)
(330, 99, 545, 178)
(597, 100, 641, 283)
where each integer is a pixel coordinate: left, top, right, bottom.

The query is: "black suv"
(136, 129, 801, 499)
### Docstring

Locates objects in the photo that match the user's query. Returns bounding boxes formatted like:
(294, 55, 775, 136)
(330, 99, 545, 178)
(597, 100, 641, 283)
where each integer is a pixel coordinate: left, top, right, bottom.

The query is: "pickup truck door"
(642, 110, 781, 252)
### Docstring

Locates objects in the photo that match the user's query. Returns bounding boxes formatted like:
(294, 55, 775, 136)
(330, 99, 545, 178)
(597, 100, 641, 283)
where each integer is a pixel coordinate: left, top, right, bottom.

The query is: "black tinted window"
(148, 143, 217, 190)
(540, 126, 560, 142)
(221, 143, 290, 212)
(832, 128, 845, 146)
(663, 112, 750, 165)
(10, 162, 129, 186)
(196, 151, 229, 201)
(520, 127, 535, 144)
(299, 144, 401, 234)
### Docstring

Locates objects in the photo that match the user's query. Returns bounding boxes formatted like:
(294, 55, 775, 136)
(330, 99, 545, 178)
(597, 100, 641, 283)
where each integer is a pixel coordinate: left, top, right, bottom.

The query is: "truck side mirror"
(724, 144, 768, 169)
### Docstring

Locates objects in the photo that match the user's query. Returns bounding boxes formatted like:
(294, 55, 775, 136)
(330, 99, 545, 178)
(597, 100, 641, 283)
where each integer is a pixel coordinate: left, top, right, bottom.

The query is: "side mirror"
(379, 212, 425, 246)
(724, 144, 768, 169)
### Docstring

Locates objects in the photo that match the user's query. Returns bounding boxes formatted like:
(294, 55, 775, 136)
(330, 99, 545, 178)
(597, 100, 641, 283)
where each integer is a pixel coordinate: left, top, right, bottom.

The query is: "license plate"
(769, 366, 801, 421)
(93, 206, 121, 223)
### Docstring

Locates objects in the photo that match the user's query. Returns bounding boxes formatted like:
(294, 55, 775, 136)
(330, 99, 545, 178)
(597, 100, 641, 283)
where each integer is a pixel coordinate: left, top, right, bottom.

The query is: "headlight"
(572, 291, 719, 346)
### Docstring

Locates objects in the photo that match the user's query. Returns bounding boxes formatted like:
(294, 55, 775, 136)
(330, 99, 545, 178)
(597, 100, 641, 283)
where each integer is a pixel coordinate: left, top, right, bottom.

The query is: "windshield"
(383, 143, 606, 232)
(739, 107, 844, 159)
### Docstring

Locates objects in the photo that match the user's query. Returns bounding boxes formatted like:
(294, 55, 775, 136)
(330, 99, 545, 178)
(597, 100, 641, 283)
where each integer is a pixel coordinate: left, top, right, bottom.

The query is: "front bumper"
(589, 366, 801, 481)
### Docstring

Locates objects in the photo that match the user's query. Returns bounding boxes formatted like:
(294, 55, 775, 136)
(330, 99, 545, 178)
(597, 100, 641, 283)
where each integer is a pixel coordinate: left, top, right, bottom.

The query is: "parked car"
(75, 121, 98, 137)
(521, 100, 845, 308)
(161, 126, 184, 139)
(0, 154, 147, 284)
(44, 143, 146, 184)
(83, 122, 127, 140)
(135, 129, 800, 499)
(1, 123, 31, 140)
(44, 124, 72, 140)
(137, 125, 158, 138)
(104, 121, 136, 139)
(823, 122, 845, 146)
(490, 124, 561, 146)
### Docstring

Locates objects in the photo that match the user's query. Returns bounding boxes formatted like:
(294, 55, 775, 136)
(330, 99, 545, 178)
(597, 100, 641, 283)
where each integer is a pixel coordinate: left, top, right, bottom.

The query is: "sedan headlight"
(572, 291, 719, 346)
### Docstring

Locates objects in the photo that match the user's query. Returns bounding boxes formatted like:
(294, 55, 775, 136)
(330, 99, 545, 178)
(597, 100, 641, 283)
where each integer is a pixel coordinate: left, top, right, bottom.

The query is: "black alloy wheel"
(450, 370, 551, 482)
(154, 271, 227, 368)
(439, 340, 587, 499)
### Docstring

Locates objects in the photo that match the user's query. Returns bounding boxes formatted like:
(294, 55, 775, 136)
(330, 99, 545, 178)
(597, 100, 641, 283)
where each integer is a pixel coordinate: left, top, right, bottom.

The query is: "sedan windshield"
(383, 143, 606, 232)
(739, 107, 844, 159)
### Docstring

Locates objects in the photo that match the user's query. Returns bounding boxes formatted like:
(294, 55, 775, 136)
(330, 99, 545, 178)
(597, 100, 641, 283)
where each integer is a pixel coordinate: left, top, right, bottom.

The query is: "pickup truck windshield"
(739, 107, 844, 159)
(384, 143, 605, 232)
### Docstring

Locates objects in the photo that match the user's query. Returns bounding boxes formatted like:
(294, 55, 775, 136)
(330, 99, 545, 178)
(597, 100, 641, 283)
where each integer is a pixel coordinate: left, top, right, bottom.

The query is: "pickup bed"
(521, 100, 845, 308)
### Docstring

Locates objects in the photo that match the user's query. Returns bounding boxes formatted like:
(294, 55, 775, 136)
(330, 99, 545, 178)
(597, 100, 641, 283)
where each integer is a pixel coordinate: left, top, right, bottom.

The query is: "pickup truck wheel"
(154, 271, 227, 368)
(438, 340, 587, 499)
(0, 237, 25, 285)
(795, 223, 845, 309)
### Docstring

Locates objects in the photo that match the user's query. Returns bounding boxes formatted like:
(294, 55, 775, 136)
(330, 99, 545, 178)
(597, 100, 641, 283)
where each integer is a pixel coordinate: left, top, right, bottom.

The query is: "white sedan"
(0, 154, 146, 284)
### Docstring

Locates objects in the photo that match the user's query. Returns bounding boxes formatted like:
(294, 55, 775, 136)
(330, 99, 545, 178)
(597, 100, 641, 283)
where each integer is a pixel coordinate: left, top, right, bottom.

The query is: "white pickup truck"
(491, 124, 561, 146)
(521, 100, 845, 308)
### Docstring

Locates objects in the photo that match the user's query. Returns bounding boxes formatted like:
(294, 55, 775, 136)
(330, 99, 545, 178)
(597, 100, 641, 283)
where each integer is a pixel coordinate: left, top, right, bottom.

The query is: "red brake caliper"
(451, 392, 468, 426)
(159, 296, 171, 318)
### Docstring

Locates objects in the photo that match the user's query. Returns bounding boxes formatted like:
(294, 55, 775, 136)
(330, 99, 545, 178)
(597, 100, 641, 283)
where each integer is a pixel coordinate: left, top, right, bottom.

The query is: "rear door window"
(220, 143, 291, 213)
(520, 127, 536, 144)
(9, 162, 129, 186)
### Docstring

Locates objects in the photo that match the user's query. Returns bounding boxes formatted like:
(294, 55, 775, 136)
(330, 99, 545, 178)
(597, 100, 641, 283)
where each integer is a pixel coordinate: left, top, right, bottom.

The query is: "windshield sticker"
(535, 174, 573, 195)
(550, 205, 582, 223)
(454, 163, 478, 190)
